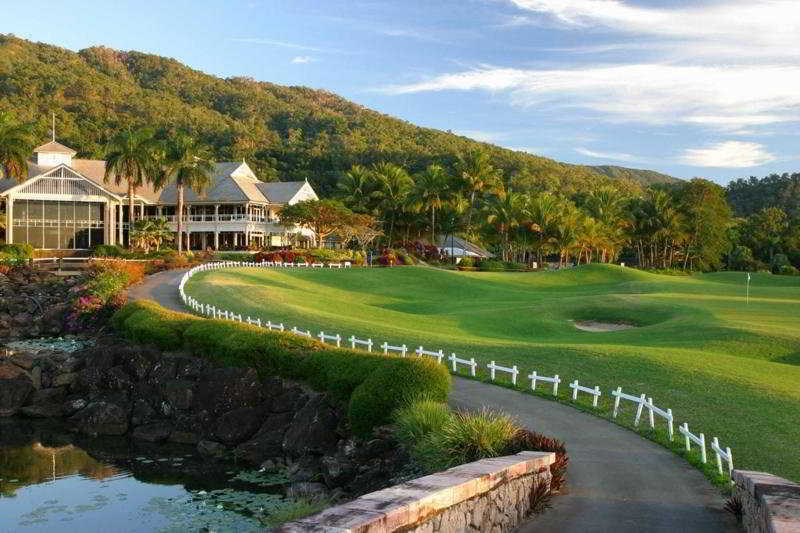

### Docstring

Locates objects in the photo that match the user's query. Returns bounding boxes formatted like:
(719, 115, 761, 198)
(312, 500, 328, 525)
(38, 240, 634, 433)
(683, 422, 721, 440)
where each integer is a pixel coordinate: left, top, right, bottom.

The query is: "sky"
(3, 0, 800, 183)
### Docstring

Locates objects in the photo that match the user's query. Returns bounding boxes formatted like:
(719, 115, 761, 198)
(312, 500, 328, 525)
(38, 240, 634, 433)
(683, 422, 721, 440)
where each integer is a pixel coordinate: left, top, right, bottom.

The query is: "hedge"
(112, 300, 451, 435)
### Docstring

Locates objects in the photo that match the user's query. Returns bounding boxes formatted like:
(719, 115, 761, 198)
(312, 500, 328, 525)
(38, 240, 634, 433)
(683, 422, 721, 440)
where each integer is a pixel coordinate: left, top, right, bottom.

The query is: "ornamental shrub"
(91, 244, 124, 258)
(777, 264, 799, 276)
(0, 243, 33, 260)
(113, 301, 451, 435)
(478, 259, 506, 271)
(348, 357, 450, 436)
(459, 256, 474, 267)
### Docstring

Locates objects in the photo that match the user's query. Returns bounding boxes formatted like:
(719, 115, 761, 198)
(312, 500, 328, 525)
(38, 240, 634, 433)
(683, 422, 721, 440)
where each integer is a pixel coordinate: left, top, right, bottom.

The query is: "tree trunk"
(430, 206, 436, 246)
(128, 181, 135, 248)
(177, 183, 184, 253)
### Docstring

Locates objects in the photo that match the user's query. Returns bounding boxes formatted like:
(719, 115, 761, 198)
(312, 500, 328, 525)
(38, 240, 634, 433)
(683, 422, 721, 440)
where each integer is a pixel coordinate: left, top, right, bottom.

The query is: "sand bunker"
(572, 320, 636, 332)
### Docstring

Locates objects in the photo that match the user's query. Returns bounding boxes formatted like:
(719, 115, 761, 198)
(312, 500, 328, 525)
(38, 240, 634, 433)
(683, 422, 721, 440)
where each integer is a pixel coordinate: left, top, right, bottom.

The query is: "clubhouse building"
(0, 139, 318, 251)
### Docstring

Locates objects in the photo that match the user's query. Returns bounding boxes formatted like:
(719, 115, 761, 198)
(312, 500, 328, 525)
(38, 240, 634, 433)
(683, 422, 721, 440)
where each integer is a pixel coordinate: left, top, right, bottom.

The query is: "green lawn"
(185, 264, 800, 482)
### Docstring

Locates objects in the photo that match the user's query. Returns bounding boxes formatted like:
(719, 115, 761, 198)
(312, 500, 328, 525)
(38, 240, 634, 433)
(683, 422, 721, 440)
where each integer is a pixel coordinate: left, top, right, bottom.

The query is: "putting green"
(185, 264, 800, 481)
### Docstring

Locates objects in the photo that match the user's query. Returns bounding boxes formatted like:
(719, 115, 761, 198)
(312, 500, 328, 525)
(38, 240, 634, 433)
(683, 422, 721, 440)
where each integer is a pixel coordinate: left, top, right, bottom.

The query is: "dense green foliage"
(0, 34, 674, 198)
(112, 300, 450, 435)
(720, 175, 800, 271)
(185, 265, 800, 481)
(0, 243, 33, 260)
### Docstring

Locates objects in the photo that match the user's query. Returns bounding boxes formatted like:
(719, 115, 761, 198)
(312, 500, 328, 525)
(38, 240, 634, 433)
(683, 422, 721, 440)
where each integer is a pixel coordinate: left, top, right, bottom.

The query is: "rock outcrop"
(1, 335, 407, 496)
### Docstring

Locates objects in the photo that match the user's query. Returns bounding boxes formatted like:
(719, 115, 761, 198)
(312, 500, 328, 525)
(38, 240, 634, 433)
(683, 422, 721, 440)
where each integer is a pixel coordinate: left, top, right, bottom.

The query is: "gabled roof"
(436, 235, 494, 258)
(257, 180, 311, 204)
(33, 141, 77, 155)
(156, 161, 258, 203)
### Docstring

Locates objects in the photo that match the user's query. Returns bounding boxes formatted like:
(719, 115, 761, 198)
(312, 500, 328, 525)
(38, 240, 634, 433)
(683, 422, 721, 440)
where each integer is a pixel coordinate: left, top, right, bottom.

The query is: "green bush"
(771, 254, 791, 274)
(393, 400, 451, 444)
(776, 264, 799, 276)
(0, 243, 33, 260)
(349, 357, 450, 436)
(113, 301, 451, 434)
(91, 244, 124, 258)
(478, 259, 506, 271)
(420, 409, 520, 471)
(112, 300, 198, 350)
(503, 261, 527, 271)
(459, 256, 474, 267)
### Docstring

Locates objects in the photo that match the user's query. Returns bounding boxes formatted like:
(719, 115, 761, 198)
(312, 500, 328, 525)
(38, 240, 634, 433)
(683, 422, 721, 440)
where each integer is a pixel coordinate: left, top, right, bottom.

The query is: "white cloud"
(291, 56, 314, 64)
(382, 63, 800, 130)
(508, 0, 800, 61)
(575, 147, 641, 163)
(679, 141, 776, 168)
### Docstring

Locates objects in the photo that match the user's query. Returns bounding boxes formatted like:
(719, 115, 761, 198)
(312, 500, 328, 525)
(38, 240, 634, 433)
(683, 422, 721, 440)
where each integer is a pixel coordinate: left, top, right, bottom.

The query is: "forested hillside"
(0, 34, 676, 196)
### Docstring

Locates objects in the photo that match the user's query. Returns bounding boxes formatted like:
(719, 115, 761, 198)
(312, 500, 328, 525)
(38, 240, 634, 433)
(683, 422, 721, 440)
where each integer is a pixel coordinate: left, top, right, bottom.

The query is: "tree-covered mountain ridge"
(0, 34, 679, 196)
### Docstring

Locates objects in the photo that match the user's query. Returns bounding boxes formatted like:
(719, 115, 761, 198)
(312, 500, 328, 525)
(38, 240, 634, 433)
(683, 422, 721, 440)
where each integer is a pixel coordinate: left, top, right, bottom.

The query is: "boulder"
(214, 407, 263, 445)
(283, 394, 340, 456)
(131, 398, 157, 427)
(70, 401, 129, 436)
(82, 347, 117, 372)
(161, 380, 195, 411)
(105, 366, 135, 392)
(169, 431, 199, 445)
(123, 346, 160, 380)
(53, 371, 79, 388)
(19, 403, 63, 418)
(0, 363, 33, 416)
(271, 385, 306, 413)
(147, 358, 178, 385)
(30, 387, 66, 405)
(195, 367, 263, 416)
(197, 439, 227, 458)
(132, 422, 173, 442)
(234, 413, 294, 464)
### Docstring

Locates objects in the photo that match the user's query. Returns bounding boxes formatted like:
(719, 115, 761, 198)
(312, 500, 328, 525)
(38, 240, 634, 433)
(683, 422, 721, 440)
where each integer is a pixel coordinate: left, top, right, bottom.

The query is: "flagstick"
(746, 273, 750, 305)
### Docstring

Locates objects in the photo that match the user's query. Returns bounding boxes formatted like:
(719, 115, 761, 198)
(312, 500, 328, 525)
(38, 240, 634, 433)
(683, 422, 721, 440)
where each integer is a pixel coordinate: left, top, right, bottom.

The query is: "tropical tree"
(337, 164, 378, 214)
(454, 150, 501, 236)
(371, 162, 413, 244)
(155, 134, 215, 253)
(130, 218, 173, 253)
(527, 192, 562, 262)
(104, 127, 160, 239)
(279, 199, 353, 246)
(483, 188, 528, 261)
(410, 164, 451, 244)
(0, 112, 33, 183)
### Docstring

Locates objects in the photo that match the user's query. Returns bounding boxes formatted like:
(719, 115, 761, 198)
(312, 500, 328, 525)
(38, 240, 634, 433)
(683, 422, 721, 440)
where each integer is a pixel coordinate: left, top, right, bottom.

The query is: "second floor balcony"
(142, 213, 281, 224)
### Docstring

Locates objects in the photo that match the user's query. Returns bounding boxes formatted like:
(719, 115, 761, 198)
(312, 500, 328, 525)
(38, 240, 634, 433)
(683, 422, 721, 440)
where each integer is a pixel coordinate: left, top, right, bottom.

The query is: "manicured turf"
(186, 264, 800, 482)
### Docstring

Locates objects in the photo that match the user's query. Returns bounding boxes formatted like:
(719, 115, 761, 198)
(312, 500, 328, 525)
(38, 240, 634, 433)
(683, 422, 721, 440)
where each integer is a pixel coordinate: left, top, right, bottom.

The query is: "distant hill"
(587, 165, 681, 185)
(0, 34, 677, 196)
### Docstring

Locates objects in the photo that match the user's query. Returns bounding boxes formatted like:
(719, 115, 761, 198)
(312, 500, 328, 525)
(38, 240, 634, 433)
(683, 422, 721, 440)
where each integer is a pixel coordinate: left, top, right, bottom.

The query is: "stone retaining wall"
(733, 470, 800, 533)
(279, 451, 555, 532)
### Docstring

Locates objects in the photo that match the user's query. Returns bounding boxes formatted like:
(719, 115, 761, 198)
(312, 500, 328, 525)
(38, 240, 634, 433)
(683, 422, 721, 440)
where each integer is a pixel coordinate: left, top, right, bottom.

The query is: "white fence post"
(711, 437, 734, 479)
(634, 393, 647, 426)
(679, 423, 707, 464)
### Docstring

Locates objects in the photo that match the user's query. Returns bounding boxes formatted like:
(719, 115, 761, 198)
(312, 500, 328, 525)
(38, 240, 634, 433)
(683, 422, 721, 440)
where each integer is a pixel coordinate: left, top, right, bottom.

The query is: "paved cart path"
(130, 268, 739, 533)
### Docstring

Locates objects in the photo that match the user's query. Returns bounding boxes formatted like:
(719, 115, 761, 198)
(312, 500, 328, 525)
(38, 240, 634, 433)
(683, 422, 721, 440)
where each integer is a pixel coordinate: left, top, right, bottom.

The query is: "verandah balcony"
(141, 213, 280, 224)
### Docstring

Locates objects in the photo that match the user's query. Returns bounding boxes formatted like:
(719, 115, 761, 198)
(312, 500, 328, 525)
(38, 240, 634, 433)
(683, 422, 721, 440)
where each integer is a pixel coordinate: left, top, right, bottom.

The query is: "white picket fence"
(176, 261, 736, 481)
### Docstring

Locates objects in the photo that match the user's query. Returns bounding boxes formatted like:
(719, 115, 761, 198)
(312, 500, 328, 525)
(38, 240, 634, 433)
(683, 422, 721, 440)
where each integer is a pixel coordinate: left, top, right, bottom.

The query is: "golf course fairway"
(185, 263, 800, 482)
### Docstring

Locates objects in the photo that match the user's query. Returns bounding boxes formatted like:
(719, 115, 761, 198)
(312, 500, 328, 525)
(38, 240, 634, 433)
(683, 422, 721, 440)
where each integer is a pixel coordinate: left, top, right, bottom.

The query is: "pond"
(0, 418, 313, 532)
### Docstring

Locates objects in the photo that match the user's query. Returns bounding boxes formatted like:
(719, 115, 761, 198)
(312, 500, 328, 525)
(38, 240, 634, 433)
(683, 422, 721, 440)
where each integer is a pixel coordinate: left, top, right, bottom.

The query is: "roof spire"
(52, 112, 55, 142)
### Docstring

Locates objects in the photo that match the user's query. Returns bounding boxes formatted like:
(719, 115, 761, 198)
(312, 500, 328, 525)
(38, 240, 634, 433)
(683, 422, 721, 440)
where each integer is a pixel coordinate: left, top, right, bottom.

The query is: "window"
(11, 200, 105, 249)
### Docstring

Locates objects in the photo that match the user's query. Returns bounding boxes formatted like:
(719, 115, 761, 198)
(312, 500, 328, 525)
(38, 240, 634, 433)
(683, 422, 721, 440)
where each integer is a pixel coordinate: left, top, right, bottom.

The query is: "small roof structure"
(33, 141, 77, 155)
(436, 235, 494, 258)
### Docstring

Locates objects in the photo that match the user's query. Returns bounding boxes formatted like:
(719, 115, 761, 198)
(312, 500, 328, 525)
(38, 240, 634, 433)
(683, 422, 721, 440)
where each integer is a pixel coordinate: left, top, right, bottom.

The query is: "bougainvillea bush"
(67, 260, 146, 330)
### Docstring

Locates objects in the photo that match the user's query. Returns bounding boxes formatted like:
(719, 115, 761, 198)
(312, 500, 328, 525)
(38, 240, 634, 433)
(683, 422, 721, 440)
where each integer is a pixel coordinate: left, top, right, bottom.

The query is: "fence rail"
(176, 260, 736, 482)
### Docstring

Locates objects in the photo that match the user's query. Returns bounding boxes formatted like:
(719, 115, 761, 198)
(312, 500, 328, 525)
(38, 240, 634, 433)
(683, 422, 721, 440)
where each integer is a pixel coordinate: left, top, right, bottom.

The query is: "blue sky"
(4, 0, 800, 183)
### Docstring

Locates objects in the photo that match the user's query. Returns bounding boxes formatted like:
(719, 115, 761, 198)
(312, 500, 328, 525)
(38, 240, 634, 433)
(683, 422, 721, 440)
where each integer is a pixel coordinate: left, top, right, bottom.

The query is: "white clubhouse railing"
(176, 260, 735, 482)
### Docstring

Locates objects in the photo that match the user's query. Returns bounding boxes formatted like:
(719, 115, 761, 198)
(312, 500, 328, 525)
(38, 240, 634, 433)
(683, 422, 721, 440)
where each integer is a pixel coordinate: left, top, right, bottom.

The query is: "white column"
(5, 197, 13, 244)
(139, 202, 144, 220)
(117, 204, 123, 245)
(201, 232, 207, 250)
(157, 206, 163, 217)
(104, 202, 111, 245)
(214, 231, 219, 250)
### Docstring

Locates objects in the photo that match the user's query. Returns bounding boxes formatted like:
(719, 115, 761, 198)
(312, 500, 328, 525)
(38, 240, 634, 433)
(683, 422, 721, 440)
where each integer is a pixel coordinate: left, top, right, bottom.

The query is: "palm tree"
(550, 206, 582, 267)
(104, 127, 160, 244)
(337, 165, 378, 214)
(155, 134, 215, 253)
(483, 189, 527, 261)
(371, 162, 413, 245)
(528, 192, 561, 263)
(454, 150, 501, 236)
(0, 113, 33, 183)
(410, 164, 451, 244)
